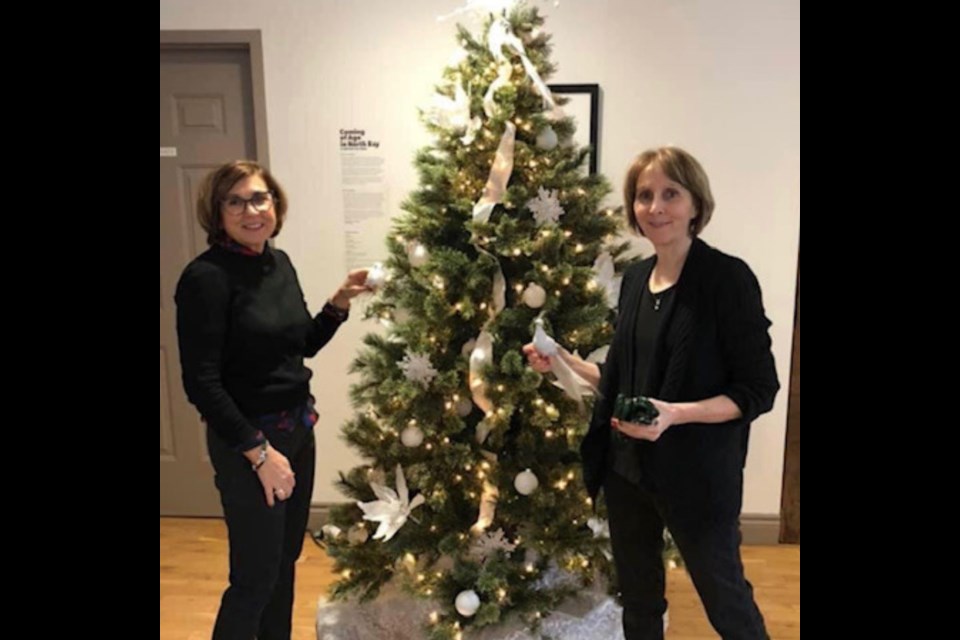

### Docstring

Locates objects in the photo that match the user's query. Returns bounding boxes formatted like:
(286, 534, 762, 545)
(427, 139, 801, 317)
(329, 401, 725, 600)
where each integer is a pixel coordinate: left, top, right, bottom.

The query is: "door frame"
(160, 30, 271, 167)
(160, 30, 271, 515)
(780, 252, 800, 543)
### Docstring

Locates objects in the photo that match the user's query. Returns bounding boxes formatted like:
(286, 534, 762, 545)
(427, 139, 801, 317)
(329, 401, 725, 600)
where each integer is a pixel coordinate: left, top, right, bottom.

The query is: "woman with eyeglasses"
(175, 160, 370, 640)
(524, 147, 779, 639)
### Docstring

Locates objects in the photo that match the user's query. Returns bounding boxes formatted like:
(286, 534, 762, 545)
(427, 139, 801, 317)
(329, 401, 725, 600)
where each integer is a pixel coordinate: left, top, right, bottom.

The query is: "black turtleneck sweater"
(175, 244, 346, 449)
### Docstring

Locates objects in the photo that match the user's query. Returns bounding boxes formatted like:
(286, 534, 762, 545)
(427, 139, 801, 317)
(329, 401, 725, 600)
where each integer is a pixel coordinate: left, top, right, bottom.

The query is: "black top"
(608, 283, 676, 484)
(581, 238, 780, 523)
(630, 284, 677, 396)
(175, 244, 347, 449)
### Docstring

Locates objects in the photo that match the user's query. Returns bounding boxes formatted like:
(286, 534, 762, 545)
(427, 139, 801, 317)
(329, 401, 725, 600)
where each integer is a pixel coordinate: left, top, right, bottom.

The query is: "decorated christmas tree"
(322, 3, 666, 638)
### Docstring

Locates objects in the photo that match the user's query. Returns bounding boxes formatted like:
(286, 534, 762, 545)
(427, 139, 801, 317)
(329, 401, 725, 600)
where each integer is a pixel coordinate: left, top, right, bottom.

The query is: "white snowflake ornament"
(527, 186, 565, 226)
(399, 350, 438, 388)
(469, 528, 518, 562)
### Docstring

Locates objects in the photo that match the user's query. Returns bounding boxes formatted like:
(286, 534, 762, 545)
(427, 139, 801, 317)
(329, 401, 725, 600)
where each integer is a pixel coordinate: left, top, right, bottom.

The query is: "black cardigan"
(581, 238, 779, 523)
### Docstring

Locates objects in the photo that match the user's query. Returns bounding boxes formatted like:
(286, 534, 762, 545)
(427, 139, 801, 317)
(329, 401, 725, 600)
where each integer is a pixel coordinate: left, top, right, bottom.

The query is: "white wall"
(161, 0, 800, 515)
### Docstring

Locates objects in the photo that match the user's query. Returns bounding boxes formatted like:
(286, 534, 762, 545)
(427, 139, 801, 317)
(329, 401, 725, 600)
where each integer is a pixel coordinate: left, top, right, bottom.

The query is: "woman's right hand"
(330, 269, 373, 310)
(254, 444, 296, 507)
(523, 342, 602, 389)
(522, 342, 554, 374)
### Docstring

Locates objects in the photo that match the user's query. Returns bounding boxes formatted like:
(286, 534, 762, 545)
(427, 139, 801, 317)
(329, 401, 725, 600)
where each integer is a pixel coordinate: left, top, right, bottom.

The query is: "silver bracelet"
(251, 441, 268, 471)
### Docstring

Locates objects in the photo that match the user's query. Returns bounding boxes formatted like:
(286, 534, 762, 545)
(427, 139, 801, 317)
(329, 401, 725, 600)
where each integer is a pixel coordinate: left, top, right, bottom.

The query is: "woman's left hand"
(611, 398, 677, 442)
(330, 269, 372, 309)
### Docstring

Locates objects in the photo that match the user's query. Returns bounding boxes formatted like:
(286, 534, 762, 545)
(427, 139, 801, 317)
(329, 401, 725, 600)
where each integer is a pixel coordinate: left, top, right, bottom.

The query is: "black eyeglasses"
(222, 191, 276, 216)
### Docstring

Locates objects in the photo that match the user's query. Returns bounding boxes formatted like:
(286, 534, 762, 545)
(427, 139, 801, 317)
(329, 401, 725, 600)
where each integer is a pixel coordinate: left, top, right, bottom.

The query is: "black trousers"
(206, 424, 316, 640)
(604, 470, 768, 640)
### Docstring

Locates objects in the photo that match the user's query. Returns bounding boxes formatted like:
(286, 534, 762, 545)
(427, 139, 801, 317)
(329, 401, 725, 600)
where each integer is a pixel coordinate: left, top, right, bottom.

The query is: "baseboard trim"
(308, 503, 337, 533)
(740, 513, 782, 545)
(311, 504, 783, 545)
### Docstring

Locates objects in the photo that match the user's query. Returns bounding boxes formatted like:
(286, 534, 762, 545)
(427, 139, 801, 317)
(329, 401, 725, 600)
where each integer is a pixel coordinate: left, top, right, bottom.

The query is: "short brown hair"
(196, 160, 288, 245)
(623, 147, 714, 237)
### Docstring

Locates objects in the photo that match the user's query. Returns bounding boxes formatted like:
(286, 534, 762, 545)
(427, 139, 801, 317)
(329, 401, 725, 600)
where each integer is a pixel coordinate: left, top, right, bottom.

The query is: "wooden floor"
(160, 518, 799, 639)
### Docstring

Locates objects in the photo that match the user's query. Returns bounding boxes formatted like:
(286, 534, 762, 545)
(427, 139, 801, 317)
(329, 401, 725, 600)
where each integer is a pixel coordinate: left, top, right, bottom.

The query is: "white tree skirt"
(317, 583, 668, 640)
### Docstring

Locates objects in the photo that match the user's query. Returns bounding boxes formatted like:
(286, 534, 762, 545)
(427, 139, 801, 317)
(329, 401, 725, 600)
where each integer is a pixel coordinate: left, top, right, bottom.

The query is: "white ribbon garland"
(472, 121, 516, 223)
(488, 16, 556, 110)
(425, 82, 482, 145)
(592, 252, 623, 310)
(468, 121, 516, 431)
(437, 0, 560, 24)
(483, 62, 514, 118)
(436, 0, 516, 22)
(471, 480, 500, 533)
(469, 330, 496, 417)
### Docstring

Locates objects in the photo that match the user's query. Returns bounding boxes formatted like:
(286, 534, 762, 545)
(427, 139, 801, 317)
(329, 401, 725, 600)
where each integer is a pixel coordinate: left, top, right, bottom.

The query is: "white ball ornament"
(347, 524, 369, 546)
(455, 589, 481, 617)
(400, 426, 424, 448)
(320, 524, 342, 540)
(522, 283, 547, 309)
(514, 469, 539, 495)
(535, 126, 558, 150)
(365, 262, 386, 290)
(408, 242, 429, 267)
(456, 397, 474, 417)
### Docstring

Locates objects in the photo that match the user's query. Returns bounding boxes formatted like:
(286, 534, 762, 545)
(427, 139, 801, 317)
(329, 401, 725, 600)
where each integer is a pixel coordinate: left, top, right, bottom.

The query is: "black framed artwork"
(548, 83, 600, 175)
